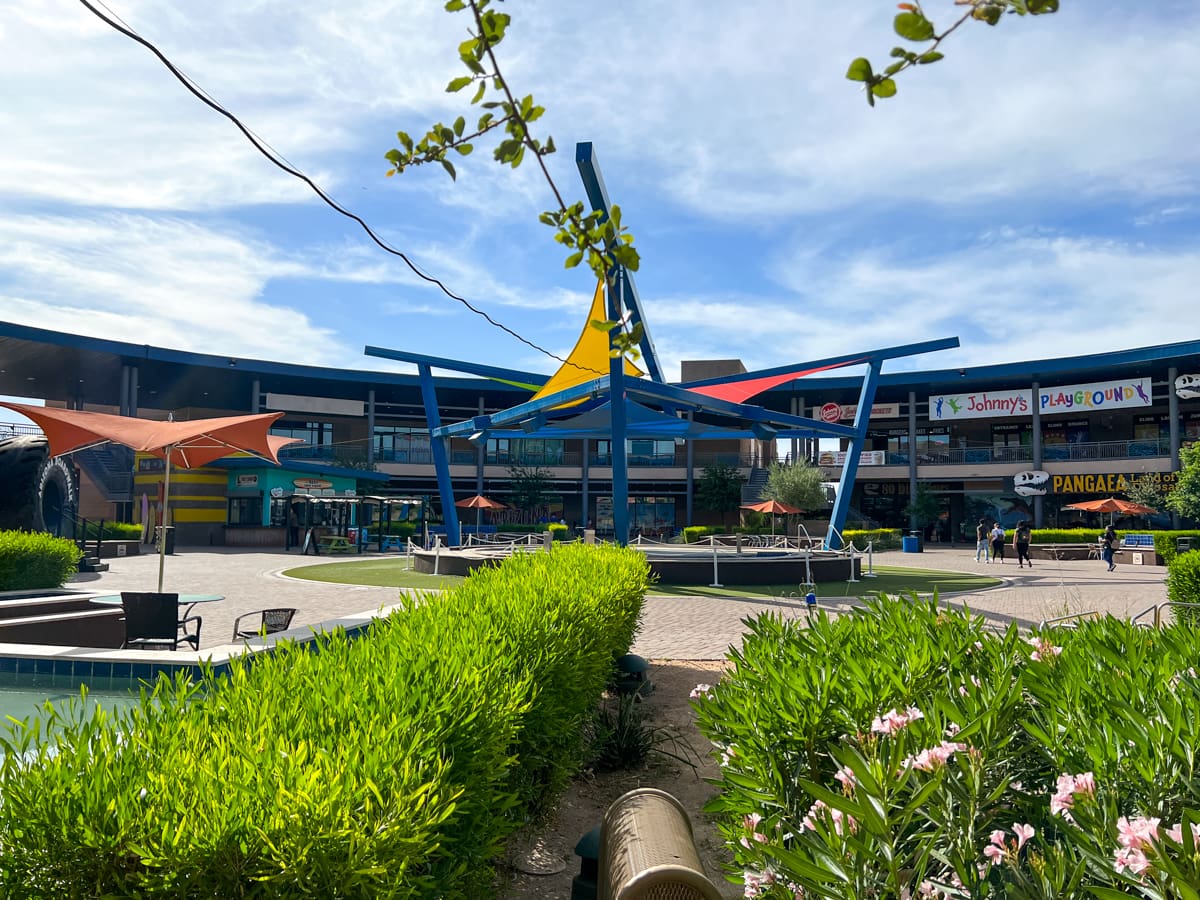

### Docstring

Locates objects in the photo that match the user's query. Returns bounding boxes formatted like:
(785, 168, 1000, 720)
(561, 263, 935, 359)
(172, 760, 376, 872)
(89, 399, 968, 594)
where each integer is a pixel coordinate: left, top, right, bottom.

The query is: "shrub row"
(0, 543, 649, 896)
(0, 530, 81, 591)
(696, 597, 1200, 897)
(79, 520, 144, 541)
(842, 528, 901, 550)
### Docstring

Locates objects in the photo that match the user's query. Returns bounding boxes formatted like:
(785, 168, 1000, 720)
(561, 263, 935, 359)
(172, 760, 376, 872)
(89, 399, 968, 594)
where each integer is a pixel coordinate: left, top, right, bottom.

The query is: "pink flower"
(871, 705, 924, 735)
(1050, 771, 1095, 817)
(983, 843, 1004, 864)
(1072, 772, 1095, 796)
(1013, 823, 1035, 849)
(1116, 815, 1161, 851)
(1168, 823, 1183, 843)
(690, 683, 713, 699)
(1025, 636, 1062, 662)
(989, 829, 1007, 846)
(833, 766, 856, 789)
(1113, 846, 1151, 876)
(743, 812, 763, 830)
(905, 741, 967, 772)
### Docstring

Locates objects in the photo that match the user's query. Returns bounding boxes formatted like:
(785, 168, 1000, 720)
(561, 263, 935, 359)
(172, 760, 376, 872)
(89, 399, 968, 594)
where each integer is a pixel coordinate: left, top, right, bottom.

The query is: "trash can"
(155, 525, 176, 555)
(347, 527, 359, 543)
(902, 530, 923, 553)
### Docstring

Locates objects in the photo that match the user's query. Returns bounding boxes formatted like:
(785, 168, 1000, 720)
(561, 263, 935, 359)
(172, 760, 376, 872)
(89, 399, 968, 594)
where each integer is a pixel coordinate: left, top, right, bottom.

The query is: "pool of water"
(0, 677, 143, 725)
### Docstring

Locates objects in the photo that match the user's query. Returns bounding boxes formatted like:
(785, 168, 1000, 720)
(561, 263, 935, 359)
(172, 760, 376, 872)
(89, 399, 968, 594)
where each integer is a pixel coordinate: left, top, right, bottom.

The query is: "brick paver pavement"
(69, 543, 1170, 659)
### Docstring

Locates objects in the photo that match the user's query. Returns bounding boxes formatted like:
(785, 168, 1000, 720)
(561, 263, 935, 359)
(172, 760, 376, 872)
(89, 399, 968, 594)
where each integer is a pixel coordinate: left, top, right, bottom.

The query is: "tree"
(904, 483, 942, 532)
(1124, 473, 1167, 512)
(508, 464, 553, 516)
(1167, 444, 1200, 523)
(848, 1, 1060, 106)
(696, 463, 745, 528)
(763, 461, 828, 513)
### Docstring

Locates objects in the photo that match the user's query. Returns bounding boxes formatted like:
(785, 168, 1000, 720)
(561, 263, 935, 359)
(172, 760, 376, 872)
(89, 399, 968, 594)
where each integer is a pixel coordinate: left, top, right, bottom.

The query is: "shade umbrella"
(455, 494, 507, 532)
(740, 498, 802, 535)
(0, 402, 296, 591)
(1064, 496, 1157, 525)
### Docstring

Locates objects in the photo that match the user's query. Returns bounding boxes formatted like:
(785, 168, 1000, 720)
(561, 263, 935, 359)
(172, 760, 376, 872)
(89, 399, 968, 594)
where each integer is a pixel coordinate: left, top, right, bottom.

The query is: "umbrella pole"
(158, 450, 172, 593)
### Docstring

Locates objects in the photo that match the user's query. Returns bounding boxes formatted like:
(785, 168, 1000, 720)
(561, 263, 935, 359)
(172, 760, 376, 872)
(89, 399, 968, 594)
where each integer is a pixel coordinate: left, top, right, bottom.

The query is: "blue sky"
(2, 0, 1198, 414)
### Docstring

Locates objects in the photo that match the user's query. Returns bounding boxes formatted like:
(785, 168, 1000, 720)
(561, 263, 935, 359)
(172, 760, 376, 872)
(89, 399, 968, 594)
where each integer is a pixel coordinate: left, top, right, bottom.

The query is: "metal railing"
(885, 438, 1172, 468)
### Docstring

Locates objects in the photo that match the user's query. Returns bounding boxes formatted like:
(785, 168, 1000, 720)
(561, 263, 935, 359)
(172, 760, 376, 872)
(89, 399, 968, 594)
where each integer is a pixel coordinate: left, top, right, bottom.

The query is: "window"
(227, 495, 263, 527)
(374, 426, 430, 462)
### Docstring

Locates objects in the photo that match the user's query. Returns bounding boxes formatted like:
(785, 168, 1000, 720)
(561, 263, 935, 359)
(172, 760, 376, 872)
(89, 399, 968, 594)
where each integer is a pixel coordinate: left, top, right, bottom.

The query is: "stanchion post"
(846, 544, 859, 584)
(864, 540, 877, 577)
(709, 534, 723, 588)
(433, 534, 441, 576)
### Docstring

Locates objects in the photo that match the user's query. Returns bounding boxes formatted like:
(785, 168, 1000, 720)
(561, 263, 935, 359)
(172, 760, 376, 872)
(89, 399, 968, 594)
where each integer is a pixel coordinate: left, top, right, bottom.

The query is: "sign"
(137, 457, 166, 473)
(293, 478, 333, 491)
(1039, 377, 1152, 415)
(270, 486, 284, 498)
(931, 377, 1153, 422)
(1012, 471, 1050, 496)
(236, 474, 259, 487)
(265, 393, 365, 416)
(1050, 471, 1178, 495)
(1177, 374, 1200, 399)
(812, 402, 902, 422)
(817, 450, 887, 467)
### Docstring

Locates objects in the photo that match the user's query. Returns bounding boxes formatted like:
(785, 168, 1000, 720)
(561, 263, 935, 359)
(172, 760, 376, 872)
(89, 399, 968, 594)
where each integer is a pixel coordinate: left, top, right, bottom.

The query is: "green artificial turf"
(283, 557, 464, 589)
(648, 565, 1001, 600)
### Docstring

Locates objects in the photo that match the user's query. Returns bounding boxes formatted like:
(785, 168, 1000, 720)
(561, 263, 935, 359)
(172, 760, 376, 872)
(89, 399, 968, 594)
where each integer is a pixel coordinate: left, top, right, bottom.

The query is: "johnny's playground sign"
(931, 377, 1152, 421)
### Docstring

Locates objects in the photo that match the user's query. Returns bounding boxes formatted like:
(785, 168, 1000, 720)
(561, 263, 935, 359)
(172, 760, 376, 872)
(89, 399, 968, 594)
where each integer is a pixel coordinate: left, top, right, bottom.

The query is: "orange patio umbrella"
(0, 402, 296, 591)
(455, 494, 507, 532)
(1064, 496, 1157, 525)
(740, 498, 802, 535)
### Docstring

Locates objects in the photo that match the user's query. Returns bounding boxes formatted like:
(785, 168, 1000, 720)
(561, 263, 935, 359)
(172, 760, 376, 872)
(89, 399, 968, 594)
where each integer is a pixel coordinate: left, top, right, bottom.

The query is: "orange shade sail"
(0, 402, 293, 468)
(740, 499, 802, 515)
(1064, 497, 1157, 516)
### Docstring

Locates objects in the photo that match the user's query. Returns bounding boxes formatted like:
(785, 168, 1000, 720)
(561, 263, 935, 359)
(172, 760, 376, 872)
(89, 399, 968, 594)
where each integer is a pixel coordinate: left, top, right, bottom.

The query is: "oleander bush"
(0, 543, 648, 896)
(696, 595, 1200, 897)
(0, 529, 81, 590)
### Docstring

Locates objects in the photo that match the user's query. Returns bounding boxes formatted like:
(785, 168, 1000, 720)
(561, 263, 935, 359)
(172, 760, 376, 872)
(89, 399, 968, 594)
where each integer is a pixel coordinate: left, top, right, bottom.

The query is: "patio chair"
(232, 607, 297, 642)
(120, 592, 202, 651)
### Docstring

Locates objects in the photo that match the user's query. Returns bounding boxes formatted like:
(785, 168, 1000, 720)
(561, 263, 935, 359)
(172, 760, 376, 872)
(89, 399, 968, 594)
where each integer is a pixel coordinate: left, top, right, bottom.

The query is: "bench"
(367, 533, 405, 551)
(317, 535, 355, 554)
(1122, 533, 1155, 549)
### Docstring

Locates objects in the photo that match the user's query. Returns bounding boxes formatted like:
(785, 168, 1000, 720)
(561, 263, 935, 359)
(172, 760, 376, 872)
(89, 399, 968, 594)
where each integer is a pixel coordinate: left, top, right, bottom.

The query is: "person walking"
(1101, 524, 1118, 572)
(975, 518, 990, 563)
(990, 521, 1006, 563)
(1013, 520, 1032, 568)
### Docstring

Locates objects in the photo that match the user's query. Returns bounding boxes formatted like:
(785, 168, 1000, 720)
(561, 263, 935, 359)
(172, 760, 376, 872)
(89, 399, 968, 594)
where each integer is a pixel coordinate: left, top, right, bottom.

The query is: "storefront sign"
(931, 376, 1152, 422)
(236, 474, 259, 487)
(1038, 377, 1152, 414)
(1176, 374, 1200, 399)
(929, 389, 1029, 421)
(137, 457, 166, 473)
(1013, 471, 1050, 496)
(817, 450, 887, 467)
(812, 402, 902, 422)
(293, 478, 333, 491)
(1050, 471, 1177, 494)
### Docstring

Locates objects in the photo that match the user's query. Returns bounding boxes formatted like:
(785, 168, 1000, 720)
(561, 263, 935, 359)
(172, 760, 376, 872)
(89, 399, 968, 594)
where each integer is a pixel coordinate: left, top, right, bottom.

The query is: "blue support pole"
(610, 271, 630, 546)
(827, 360, 883, 550)
(418, 363, 461, 547)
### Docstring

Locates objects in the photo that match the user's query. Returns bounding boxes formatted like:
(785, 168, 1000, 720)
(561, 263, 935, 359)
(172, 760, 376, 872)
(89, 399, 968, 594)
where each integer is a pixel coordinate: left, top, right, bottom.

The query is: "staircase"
(73, 445, 134, 503)
(741, 466, 769, 503)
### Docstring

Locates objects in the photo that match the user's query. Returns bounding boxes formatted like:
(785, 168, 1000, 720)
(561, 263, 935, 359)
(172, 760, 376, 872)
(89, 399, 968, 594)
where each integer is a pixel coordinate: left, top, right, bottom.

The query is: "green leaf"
(440, 159, 457, 181)
(471, 81, 486, 104)
(845, 57, 873, 82)
(443, 0, 466, 10)
(446, 76, 473, 93)
(871, 79, 897, 99)
(564, 251, 584, 269)
(917, 51, 944, 65)
(453, 116, 465, 136)
(894, 11, 935, 42)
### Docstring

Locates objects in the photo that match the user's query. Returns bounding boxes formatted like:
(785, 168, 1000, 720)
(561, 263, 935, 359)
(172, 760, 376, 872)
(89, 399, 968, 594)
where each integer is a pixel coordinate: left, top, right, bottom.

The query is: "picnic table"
(368, 533, 405, 551)
(317, 535, 355, 554)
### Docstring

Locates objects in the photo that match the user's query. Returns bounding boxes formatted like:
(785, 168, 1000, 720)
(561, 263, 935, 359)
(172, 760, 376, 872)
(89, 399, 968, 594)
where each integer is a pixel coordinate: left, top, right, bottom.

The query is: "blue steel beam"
(609, 271, 630, 545)
(365, 346, 547, 386)
(576, 142, 665, 384)
(417, 363, 462, 547)
(827, 359, 883, 550)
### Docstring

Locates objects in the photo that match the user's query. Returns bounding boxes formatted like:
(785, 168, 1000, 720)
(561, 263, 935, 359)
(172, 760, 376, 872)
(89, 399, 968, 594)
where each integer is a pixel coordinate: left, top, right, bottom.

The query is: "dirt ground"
(496, 660, 740, 899)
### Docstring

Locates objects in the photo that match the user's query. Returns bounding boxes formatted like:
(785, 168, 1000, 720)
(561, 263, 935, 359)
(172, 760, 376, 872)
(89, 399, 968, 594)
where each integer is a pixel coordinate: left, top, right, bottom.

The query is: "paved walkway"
(69, 544, 1169, 659)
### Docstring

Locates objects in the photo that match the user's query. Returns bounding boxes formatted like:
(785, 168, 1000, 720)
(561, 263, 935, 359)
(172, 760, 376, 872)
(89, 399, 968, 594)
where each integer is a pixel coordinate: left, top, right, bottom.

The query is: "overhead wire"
(75, 0, 599, 372)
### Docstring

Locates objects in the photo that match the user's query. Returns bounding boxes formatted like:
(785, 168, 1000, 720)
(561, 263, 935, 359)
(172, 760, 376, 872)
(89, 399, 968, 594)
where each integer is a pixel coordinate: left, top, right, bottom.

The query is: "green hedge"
(0, 544, 649, 896)
(1029, 527, 1105, 544)
(843, 528, 901, 550)
(79, 521, 144, 541)
(1167, 550, 1200, 625)
(0, 530, 81, 591)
